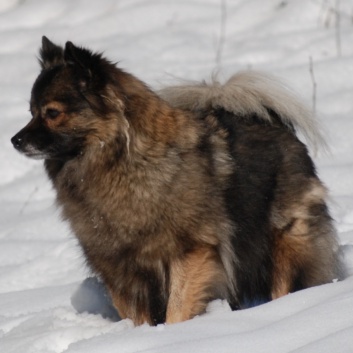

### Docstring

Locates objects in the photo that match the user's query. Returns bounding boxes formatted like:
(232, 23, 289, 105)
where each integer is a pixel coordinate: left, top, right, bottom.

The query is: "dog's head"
(11, 37, 126, 160)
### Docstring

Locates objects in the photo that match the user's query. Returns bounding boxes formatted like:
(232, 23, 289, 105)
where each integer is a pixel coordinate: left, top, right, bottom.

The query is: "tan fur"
(272, 220, 313, 299)
(271, 180, 340, 299)
(166, 247, 227, 323)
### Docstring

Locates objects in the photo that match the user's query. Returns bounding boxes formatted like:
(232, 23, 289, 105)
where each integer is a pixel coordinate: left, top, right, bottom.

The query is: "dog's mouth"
(22, 150, 48, 160)
(17, 146, 48, 160)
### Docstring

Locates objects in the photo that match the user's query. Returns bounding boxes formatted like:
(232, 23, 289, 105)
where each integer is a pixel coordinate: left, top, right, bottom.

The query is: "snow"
(1, 0, 353, 352)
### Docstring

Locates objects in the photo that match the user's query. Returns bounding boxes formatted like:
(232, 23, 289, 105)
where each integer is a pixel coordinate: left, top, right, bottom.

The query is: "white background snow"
(1, 0, 353, 352)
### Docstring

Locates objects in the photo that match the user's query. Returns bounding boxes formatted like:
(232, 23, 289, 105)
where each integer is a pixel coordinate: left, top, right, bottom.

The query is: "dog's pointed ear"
(64, 41, 94, 71)
(39, 36, 64, 70)
(64, 41, 95, 89)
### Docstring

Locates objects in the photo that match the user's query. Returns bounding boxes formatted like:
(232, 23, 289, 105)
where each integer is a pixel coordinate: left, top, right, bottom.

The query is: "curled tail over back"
(159, 71, 325, 152)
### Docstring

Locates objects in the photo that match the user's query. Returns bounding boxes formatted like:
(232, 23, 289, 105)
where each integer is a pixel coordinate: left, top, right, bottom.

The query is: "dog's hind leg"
(271, 179, 342, 299)
(166, 246, 228, 323)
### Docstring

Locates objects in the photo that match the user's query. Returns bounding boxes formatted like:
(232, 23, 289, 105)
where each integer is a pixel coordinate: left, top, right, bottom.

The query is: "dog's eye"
(46, 109, 60, 119)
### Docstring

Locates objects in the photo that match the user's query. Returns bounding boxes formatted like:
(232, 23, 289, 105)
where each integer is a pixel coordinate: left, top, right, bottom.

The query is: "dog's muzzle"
(11, 133, 24, 151)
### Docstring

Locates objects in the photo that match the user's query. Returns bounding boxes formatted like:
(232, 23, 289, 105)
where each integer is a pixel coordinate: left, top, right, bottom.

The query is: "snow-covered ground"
(1, 0, 353, 352)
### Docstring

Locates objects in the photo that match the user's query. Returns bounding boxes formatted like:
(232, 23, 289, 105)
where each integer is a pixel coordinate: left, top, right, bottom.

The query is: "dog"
(11, 37, 343, 325)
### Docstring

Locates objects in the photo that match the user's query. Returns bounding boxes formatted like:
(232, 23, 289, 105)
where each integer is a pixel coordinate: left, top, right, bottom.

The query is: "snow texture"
(1, 0, 353, 352)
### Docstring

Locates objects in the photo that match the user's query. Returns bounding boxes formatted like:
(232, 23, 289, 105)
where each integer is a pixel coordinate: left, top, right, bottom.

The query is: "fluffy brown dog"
(11, 37, 343, 325)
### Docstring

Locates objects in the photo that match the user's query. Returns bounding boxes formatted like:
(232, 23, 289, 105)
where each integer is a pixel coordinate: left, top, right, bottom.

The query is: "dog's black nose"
(11, 134, 23, 149)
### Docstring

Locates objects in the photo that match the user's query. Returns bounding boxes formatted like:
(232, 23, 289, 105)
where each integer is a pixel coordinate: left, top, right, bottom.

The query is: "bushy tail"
(159, 71, 326, 152)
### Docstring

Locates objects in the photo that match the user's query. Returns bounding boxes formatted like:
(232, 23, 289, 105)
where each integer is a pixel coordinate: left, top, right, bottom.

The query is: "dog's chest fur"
(45, 120, 233, 266)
